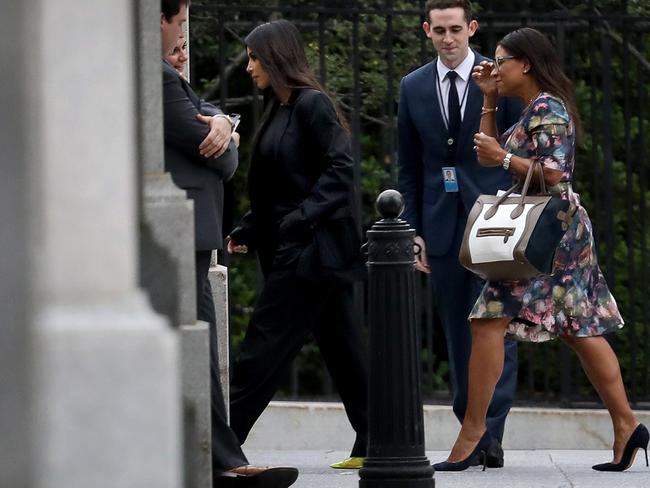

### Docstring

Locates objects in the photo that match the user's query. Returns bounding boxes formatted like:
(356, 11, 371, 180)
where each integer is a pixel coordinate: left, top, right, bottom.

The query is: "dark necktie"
(446, 71, 460, 143)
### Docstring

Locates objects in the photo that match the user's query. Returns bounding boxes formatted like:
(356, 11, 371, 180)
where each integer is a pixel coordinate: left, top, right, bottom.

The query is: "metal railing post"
(359, 190, 434, 488)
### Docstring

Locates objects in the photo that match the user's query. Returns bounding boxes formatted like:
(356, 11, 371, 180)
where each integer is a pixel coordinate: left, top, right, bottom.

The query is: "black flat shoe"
(246, 467, 298, 487)
(470, 438, 504, 468)
(215, 466, 299, 488)
(486, 438, 505, 468)
(433, 431, 492, 472)
(592, 424, 649, 472)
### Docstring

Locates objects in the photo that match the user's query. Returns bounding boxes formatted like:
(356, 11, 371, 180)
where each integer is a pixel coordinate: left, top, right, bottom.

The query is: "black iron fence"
(191, 1, 650, 408)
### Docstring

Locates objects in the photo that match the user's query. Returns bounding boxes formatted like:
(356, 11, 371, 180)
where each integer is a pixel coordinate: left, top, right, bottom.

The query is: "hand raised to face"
(471, 60, 498, 97)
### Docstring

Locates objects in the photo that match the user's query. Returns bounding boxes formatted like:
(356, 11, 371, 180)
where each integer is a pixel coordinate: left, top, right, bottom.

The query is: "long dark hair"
(245, 19, 349, 131)
(499, 27, 583, 141)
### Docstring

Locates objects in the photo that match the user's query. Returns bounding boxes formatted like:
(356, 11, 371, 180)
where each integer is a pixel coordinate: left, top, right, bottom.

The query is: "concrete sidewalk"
(246, 448, 649, 488)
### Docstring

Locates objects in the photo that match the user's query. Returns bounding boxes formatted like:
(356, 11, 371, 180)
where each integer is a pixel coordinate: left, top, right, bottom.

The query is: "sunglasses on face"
(494, 55, 520, 70)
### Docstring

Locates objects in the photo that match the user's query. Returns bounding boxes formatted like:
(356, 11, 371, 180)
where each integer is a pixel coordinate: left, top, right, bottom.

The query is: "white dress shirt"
(436, 49, 475, 123)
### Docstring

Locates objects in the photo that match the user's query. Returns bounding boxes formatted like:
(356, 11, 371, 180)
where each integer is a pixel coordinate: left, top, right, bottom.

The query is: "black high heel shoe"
(592, 423, 649, 472)
(433, 431, 492, 472)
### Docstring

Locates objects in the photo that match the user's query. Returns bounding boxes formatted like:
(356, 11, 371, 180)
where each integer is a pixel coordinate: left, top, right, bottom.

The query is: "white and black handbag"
(459, 160, 576, 281)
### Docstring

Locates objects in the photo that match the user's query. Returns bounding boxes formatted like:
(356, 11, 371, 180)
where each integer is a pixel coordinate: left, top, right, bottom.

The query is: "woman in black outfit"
(227, 19, 368, 469)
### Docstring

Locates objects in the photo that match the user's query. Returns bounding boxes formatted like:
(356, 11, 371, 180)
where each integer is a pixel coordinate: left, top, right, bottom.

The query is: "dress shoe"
(592, 424, 649, 472)
(330, 456, 365, 469)
(486, 438, 504, 468)
(433, 430, 492, 472)
(470, 438, 504, 468)
(215, 465, 299, 488)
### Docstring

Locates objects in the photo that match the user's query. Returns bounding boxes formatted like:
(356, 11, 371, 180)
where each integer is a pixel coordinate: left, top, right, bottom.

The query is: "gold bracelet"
(480, 106, 499, 116)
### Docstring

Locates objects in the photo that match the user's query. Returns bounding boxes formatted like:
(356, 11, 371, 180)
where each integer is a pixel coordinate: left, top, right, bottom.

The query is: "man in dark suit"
(397, 0, 520, 467)
(160, 2, 298, 487)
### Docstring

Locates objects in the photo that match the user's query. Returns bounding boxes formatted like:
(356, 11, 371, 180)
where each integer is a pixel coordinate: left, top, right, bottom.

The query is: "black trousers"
(195, 250, 248, 472)
(229, 268, 368, 457)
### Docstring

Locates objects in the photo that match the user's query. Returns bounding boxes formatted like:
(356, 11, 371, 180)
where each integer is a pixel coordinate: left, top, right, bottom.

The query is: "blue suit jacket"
(398, 53, 522, 257)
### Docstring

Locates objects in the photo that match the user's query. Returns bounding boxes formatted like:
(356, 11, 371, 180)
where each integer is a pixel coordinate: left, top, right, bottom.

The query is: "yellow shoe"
(330, 457, 365, 469)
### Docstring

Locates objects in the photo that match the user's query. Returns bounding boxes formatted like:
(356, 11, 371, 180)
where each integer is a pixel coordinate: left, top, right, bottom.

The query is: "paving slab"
(245, 449, 650, 488)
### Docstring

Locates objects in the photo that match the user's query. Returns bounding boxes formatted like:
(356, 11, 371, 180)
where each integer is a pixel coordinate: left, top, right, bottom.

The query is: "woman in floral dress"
(433, 28, 647, 472)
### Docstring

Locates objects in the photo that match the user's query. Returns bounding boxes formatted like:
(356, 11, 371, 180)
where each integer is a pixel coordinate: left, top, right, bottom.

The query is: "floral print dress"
(469, 93, 624, 342)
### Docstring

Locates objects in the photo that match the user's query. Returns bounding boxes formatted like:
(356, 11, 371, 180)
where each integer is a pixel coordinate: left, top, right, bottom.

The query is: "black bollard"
(359, 189, 434, 488)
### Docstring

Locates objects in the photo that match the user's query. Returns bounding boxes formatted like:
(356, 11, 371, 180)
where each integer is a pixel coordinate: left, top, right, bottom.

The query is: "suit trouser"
(229, 268, 368, 457)
(195, 251, 249, 472)
(427, 223, 518, 443)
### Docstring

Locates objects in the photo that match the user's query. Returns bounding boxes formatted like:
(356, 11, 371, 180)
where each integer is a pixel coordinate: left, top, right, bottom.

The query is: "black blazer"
(230, 88, 364, 281)
(162, 60, 238, 251)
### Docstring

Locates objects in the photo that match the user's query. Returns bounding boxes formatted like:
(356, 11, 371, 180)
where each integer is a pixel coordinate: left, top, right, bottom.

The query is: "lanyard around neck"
(435, 67, 471, 131)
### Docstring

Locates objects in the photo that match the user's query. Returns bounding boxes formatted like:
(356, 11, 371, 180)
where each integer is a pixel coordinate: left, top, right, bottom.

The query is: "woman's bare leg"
(447, 317, 511, 462)
(561, 335, 639, 463)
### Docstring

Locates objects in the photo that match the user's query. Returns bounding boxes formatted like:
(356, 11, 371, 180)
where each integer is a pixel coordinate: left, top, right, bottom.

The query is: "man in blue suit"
(397, 0, 520, 467)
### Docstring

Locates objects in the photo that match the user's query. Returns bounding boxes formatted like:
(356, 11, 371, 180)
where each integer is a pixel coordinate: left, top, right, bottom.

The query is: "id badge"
(442, 167, 459, 192)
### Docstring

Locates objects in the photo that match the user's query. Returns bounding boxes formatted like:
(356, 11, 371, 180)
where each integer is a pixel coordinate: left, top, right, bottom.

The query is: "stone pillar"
(184, 4, 191, 82)
(136, 1, 214, 486)
(26, 1, 181, 487)
(0, 3, 34, 487)
(137, 0, 196, 326)
(209, 259, 231, 412)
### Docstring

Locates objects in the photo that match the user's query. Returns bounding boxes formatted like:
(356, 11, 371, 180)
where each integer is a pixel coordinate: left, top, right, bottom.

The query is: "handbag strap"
(520, 159, 546, 199)
(485, 159, 547, 220)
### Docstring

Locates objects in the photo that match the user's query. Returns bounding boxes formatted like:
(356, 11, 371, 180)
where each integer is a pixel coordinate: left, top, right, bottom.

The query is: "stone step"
(242, 401, 650, 450)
